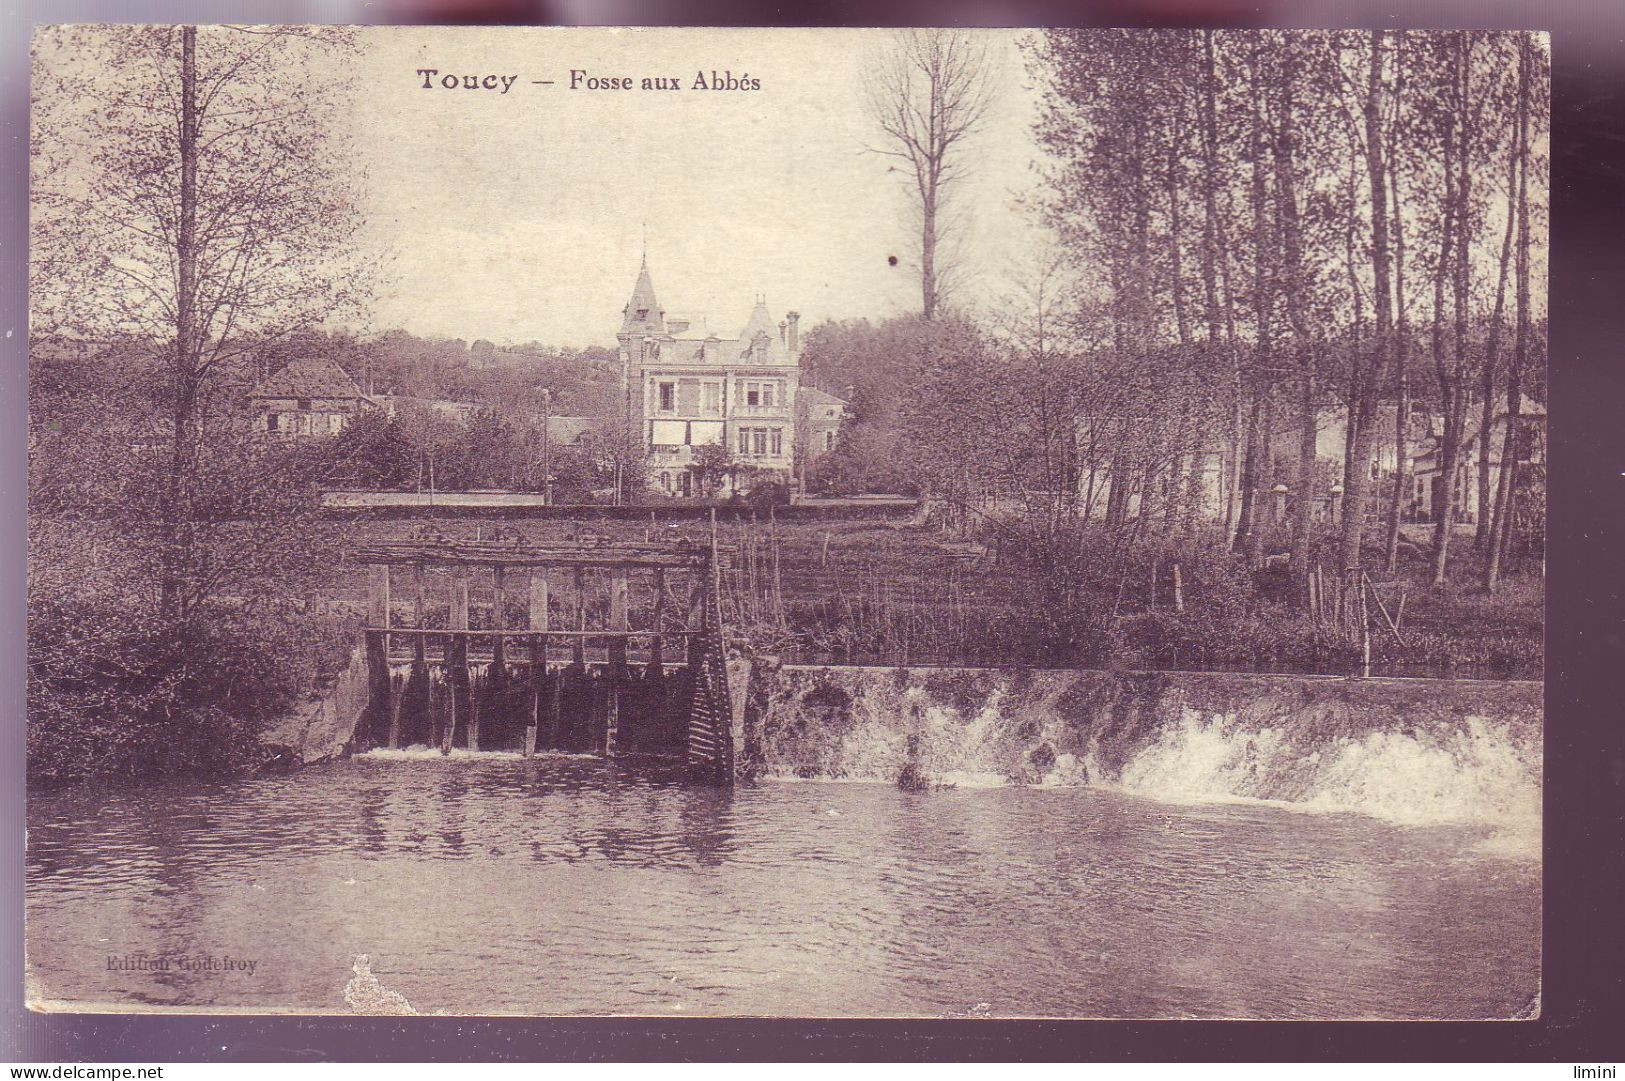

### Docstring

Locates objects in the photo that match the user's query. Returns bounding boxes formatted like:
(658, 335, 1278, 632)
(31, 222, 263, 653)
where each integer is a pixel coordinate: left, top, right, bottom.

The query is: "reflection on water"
(26, 756, 1539, 1018)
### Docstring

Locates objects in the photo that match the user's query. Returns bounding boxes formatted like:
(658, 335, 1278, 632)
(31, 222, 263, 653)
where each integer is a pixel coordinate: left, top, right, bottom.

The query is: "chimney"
(786, 311, 801, 356)
(779, 320, 787, 346)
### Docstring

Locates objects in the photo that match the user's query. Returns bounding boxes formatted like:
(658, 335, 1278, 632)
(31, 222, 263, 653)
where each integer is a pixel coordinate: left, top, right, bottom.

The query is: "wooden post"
(451, 572, 469, 633)
(1359, 578, 1371, 679)
(769, 502, 785, 628)
(368, 564, 391, 632)
(440, 631, 456, 755)
(549, 655, 565, 751)
(572, 567, 587, 666)
(650, 567, 667, 672)
(367, 565, 400, 749)
(362, 629, 390, 753)
(606, 569, 629, 755)
(386, 670, 403, 750)
(452, 572, 477, 752)
(492, 565, 508, 631)
(525, 573, 549, 757)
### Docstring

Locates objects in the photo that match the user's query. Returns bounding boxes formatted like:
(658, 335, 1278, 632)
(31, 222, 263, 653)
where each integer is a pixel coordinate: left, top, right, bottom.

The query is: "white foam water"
(1113, 707, 1539, 830)
(762, 673, 1540, 852)
(359, 747, 599, 762)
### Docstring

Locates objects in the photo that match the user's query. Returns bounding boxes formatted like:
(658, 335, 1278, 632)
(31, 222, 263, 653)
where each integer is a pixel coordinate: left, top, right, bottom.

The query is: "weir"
(741, 664, 1543, 827)
(350, 536, 735, 783)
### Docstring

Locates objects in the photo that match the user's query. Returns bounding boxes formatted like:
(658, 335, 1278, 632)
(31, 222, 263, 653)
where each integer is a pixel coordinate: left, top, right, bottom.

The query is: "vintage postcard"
(25, 25, 1545, 1019)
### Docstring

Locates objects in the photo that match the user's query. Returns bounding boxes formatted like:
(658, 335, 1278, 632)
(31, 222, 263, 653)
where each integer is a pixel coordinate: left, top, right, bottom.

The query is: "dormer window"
(637, 309, 649, 320)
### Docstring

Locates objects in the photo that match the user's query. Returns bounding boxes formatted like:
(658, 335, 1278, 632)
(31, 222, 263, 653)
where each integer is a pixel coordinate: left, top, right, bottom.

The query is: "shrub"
(26, 595, 345, 780)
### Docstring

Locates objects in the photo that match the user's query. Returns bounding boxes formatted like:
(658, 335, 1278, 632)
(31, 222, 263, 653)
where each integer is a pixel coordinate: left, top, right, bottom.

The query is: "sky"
(350, 27, 1048, 349)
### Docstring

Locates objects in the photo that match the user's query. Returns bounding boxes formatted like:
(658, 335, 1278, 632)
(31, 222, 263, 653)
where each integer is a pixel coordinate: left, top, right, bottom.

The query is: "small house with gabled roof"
(249, 358, 375, 438)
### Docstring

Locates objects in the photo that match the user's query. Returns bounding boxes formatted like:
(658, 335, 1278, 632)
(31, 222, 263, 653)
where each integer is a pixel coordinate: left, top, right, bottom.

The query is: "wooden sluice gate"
(350, 536, 737, 783)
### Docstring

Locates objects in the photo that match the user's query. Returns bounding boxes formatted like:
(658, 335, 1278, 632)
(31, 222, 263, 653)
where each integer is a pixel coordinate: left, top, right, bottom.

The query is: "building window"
(753, 428, 767, 456)
(746, 385, 760, 408)
(297, 398, 311, 411)
(769, 428, 782, 456)
(738, 427, 750, 455)
(660, 471, 672, 492)
(265, 413, 277, 432)
(704, 383, 721, 414)
(762, 383, 776, 408)
(659, 382, 675, 412)
(825, 430, 835, 451)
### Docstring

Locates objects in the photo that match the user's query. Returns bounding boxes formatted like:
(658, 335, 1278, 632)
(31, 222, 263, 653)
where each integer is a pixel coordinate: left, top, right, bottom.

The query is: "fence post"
(1359, 577, 1371, 679)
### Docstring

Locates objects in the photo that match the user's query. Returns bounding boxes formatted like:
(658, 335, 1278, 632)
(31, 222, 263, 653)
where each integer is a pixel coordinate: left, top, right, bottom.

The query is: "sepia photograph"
(25, 24, 1547, 1020)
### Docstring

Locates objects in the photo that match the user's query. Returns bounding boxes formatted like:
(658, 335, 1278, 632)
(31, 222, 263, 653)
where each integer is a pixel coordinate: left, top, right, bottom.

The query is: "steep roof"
(251, 358, 366, 400)
(799, 386, 849, 411)
(738, 297, 777, 343)
(620, 257, 665, 335)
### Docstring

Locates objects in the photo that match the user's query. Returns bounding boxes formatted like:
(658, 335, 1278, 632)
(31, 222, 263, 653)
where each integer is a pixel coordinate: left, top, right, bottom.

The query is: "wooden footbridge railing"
(349, 534, 736, 783)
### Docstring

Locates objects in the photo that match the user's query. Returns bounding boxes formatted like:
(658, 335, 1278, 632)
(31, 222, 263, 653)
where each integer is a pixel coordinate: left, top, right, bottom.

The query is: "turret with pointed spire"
(619, 253, 665, 339)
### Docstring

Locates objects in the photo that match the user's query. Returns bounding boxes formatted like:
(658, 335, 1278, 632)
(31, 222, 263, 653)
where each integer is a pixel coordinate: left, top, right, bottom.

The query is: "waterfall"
(752, 666, 1541, 832)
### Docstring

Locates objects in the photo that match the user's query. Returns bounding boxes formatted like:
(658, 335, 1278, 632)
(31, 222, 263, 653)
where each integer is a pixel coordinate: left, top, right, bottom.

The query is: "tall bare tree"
(865, 29, 996, 320)
(32, 25, 372, 625)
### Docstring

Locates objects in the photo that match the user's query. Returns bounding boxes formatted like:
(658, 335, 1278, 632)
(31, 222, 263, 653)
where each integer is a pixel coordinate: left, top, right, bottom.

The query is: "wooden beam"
(349, 540, 730, 570)
(368, 564, 391, 630)
(367, 626, 701, 639)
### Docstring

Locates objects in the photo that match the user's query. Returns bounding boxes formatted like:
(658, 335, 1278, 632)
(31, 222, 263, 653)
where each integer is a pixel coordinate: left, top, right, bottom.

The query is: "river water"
(26, 754, 1539, 1019)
